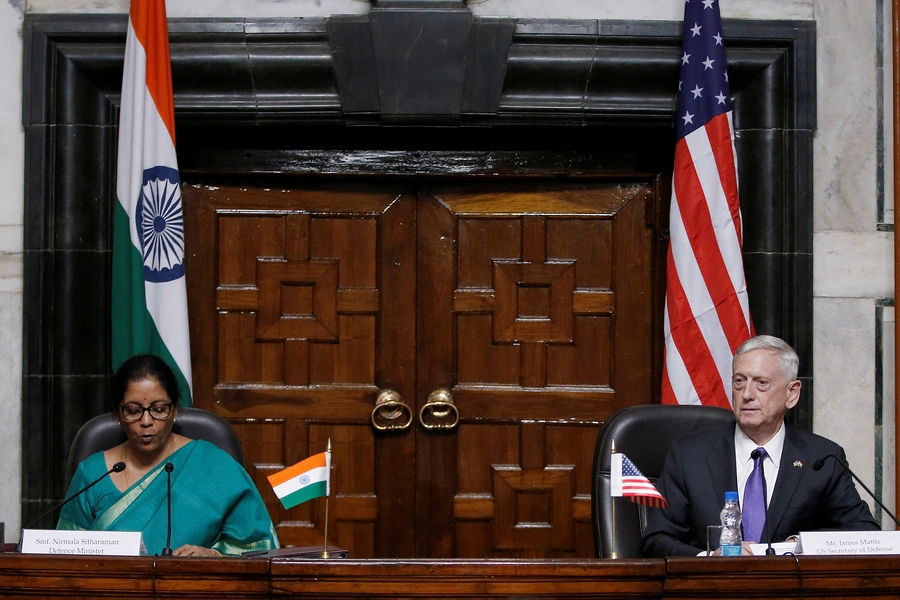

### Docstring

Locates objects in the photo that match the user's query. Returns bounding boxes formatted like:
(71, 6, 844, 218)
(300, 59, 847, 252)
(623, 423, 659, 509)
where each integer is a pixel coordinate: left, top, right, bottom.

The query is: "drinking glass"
(706, 525, 723, 556)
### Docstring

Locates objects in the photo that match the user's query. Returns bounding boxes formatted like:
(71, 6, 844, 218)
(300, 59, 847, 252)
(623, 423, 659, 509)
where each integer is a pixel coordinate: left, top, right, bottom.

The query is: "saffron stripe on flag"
(130, 0, 176, 143)
(267, 451, 331, 510)
(268, 452, 328, 488)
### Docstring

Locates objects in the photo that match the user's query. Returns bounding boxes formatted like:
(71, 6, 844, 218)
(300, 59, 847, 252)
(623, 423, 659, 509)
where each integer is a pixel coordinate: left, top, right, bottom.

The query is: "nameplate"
(799, 530, 900, 555)
(20, 529, 143, 556)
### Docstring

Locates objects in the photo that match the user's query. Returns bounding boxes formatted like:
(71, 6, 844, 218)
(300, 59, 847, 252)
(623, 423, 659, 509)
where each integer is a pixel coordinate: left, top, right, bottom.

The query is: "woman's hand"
(171, 544, 221, 557)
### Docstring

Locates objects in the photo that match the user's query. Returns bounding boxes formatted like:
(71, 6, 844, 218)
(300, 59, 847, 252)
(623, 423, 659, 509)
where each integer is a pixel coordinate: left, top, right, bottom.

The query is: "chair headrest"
(66, 407, 245, 486)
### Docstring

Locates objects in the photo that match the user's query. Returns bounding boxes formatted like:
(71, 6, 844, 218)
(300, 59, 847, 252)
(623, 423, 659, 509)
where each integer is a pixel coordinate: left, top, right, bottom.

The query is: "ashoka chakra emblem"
(136, 165, 185, 283)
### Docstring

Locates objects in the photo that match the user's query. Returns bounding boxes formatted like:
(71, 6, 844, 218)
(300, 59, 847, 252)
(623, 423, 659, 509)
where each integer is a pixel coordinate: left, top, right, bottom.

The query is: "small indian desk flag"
(268, 450, 331, 510)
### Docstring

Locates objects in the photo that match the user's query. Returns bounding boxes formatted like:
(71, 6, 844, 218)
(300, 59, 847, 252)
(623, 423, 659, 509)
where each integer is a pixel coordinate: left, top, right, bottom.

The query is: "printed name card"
(799, 530, 900, 555)
(20, 529, 143, 556)
(749, 541, 797, 556)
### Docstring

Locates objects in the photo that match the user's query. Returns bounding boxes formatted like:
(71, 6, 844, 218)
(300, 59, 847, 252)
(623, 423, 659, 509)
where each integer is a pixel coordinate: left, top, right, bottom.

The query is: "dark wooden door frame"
(21, 9, 815, 527)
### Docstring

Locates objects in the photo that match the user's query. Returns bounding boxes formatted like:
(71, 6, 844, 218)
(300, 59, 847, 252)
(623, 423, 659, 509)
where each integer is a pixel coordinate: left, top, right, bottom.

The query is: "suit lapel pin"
(794, 461, 803, 468)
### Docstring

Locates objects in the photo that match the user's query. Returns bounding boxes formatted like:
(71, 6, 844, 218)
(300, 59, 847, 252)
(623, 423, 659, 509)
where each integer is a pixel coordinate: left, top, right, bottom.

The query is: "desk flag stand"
(320, 439, 333, 558)
(610, 440, 619, 559)
(608, 439, 669, 560)
(266, 438, 343, 559)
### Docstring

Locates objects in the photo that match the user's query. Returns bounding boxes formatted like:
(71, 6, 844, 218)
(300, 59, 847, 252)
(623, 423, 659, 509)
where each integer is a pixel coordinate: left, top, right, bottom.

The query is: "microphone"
(813, 454, 900, 527)
(161, 462, 174, 556)
(750, 449, 776, 555)
(23, 462, 126, 531)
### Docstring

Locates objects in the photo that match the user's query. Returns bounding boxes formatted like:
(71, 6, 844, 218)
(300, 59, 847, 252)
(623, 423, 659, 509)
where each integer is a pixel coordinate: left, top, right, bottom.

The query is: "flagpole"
(610, 439, 618, 559)
(321, 438, 332, 559)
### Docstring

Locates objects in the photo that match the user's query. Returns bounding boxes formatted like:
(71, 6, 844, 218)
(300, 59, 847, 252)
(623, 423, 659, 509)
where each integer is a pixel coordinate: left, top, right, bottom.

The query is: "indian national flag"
(112, 0, 192, 404)
(268, 452, 331, 510)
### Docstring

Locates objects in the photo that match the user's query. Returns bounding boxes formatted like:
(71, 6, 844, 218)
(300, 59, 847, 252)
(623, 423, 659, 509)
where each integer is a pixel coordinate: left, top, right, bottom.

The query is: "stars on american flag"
(677, 0, 731, 141)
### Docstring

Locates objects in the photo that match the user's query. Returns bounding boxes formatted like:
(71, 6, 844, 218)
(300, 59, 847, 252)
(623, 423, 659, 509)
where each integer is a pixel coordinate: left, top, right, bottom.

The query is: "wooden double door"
(183, 178, 660, 558)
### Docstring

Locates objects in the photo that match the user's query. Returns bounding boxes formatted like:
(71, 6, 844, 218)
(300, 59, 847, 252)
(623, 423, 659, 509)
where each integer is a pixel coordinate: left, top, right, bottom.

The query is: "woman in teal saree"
(58, 355, 278, 557)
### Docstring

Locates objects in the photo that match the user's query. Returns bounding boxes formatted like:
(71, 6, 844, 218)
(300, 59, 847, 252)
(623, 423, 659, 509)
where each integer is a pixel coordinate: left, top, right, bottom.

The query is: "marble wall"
(3, 0, 893, 532)
(812, 0, 896, 527)
(0, 0, 24, 539)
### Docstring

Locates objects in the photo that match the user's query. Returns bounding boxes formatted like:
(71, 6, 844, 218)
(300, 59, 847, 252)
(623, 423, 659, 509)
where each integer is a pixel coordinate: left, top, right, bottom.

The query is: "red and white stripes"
(663, 112, 753, 407)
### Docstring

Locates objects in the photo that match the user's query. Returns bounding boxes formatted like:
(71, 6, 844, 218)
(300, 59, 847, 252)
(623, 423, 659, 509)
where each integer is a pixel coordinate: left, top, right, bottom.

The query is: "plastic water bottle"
(719, 491, 742, 556)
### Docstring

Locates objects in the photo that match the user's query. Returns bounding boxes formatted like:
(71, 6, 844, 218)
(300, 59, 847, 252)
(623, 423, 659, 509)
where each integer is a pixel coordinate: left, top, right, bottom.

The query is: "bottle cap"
(724, 491, 738, 501)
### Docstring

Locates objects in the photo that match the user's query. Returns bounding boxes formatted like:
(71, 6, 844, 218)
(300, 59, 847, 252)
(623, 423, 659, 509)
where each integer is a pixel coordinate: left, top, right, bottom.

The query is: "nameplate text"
(20, 529, 143, 556)
(799, 530, 900, 555)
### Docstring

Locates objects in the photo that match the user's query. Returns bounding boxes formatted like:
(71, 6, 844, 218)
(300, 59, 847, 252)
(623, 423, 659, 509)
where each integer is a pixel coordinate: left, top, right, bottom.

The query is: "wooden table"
(0, 552, 899, 598)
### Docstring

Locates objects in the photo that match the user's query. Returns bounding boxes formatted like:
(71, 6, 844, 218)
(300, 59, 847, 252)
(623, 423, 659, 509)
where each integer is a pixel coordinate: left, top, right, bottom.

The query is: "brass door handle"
(418, 388, 460, 430)
(371, 389, 413, 431)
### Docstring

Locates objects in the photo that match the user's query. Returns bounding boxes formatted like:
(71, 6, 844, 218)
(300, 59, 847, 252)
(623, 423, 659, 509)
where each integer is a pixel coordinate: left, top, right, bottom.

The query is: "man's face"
(731, 348, 801, 444)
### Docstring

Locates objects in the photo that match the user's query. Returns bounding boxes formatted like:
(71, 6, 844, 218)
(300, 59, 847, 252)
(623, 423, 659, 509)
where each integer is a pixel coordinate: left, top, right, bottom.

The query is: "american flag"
(611, 453, 668, 509)
(662, 0, 753, 408)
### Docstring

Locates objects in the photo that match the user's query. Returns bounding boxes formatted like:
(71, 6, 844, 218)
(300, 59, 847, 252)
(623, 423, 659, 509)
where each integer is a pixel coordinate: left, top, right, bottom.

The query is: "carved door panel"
(417, 183, 654, 558)
(184, 184, 418, 557)
(184, 180, 656, 559)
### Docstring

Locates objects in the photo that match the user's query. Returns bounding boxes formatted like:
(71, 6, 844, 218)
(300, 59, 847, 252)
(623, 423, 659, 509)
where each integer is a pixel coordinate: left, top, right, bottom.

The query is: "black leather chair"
(591, 404, 734, 558)
(66, 407, 245, 485)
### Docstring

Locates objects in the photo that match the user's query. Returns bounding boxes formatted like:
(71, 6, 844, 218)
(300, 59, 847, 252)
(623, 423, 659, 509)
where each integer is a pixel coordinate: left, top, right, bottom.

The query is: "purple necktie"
(742, 447, 767, 543)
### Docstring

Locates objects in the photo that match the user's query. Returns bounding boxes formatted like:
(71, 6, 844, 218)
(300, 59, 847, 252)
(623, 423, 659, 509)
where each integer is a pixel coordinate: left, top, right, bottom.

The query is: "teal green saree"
(58, 440, 278, 556)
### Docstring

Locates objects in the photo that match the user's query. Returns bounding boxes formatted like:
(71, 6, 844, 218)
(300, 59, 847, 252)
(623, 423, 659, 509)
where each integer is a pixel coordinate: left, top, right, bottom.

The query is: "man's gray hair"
(734, 335, 800, 381)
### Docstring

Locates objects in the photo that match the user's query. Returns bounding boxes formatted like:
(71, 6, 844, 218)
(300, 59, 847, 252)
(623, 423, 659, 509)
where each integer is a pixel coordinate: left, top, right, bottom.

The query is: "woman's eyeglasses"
(119, 402, 173, 422)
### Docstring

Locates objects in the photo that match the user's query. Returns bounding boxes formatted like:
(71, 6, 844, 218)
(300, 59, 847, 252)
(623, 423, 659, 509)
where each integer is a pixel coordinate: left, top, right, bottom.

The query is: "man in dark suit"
(640, 335, 879, 557)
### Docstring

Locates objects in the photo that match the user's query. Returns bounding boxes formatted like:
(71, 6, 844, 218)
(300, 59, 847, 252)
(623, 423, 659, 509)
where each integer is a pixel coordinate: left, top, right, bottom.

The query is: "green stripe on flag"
(111, 200, 192, 405)
(279, 481, 327, 510)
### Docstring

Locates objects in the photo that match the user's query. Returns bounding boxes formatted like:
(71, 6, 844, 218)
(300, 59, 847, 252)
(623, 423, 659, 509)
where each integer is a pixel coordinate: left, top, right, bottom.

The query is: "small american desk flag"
(611, 453, 668, 509)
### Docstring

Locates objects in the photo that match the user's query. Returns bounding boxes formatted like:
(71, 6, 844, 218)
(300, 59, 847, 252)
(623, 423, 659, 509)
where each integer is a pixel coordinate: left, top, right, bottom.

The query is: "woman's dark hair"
(111, 354, 181, 412)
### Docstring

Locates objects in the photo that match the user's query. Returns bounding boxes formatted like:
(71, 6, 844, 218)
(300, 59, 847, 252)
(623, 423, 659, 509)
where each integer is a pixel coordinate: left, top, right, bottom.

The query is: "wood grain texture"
(4, 554, 900, 599)
(185, 179, 659, 558)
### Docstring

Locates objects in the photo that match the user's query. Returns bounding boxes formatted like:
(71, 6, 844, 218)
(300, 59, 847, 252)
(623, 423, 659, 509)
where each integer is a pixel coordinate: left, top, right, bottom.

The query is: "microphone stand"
(750, 449, 776, 555)
(814, 455, 900, 527)
(161, 462, 174, 556)
(18, 462, 126, 551)
(24, 462, 126, 529)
